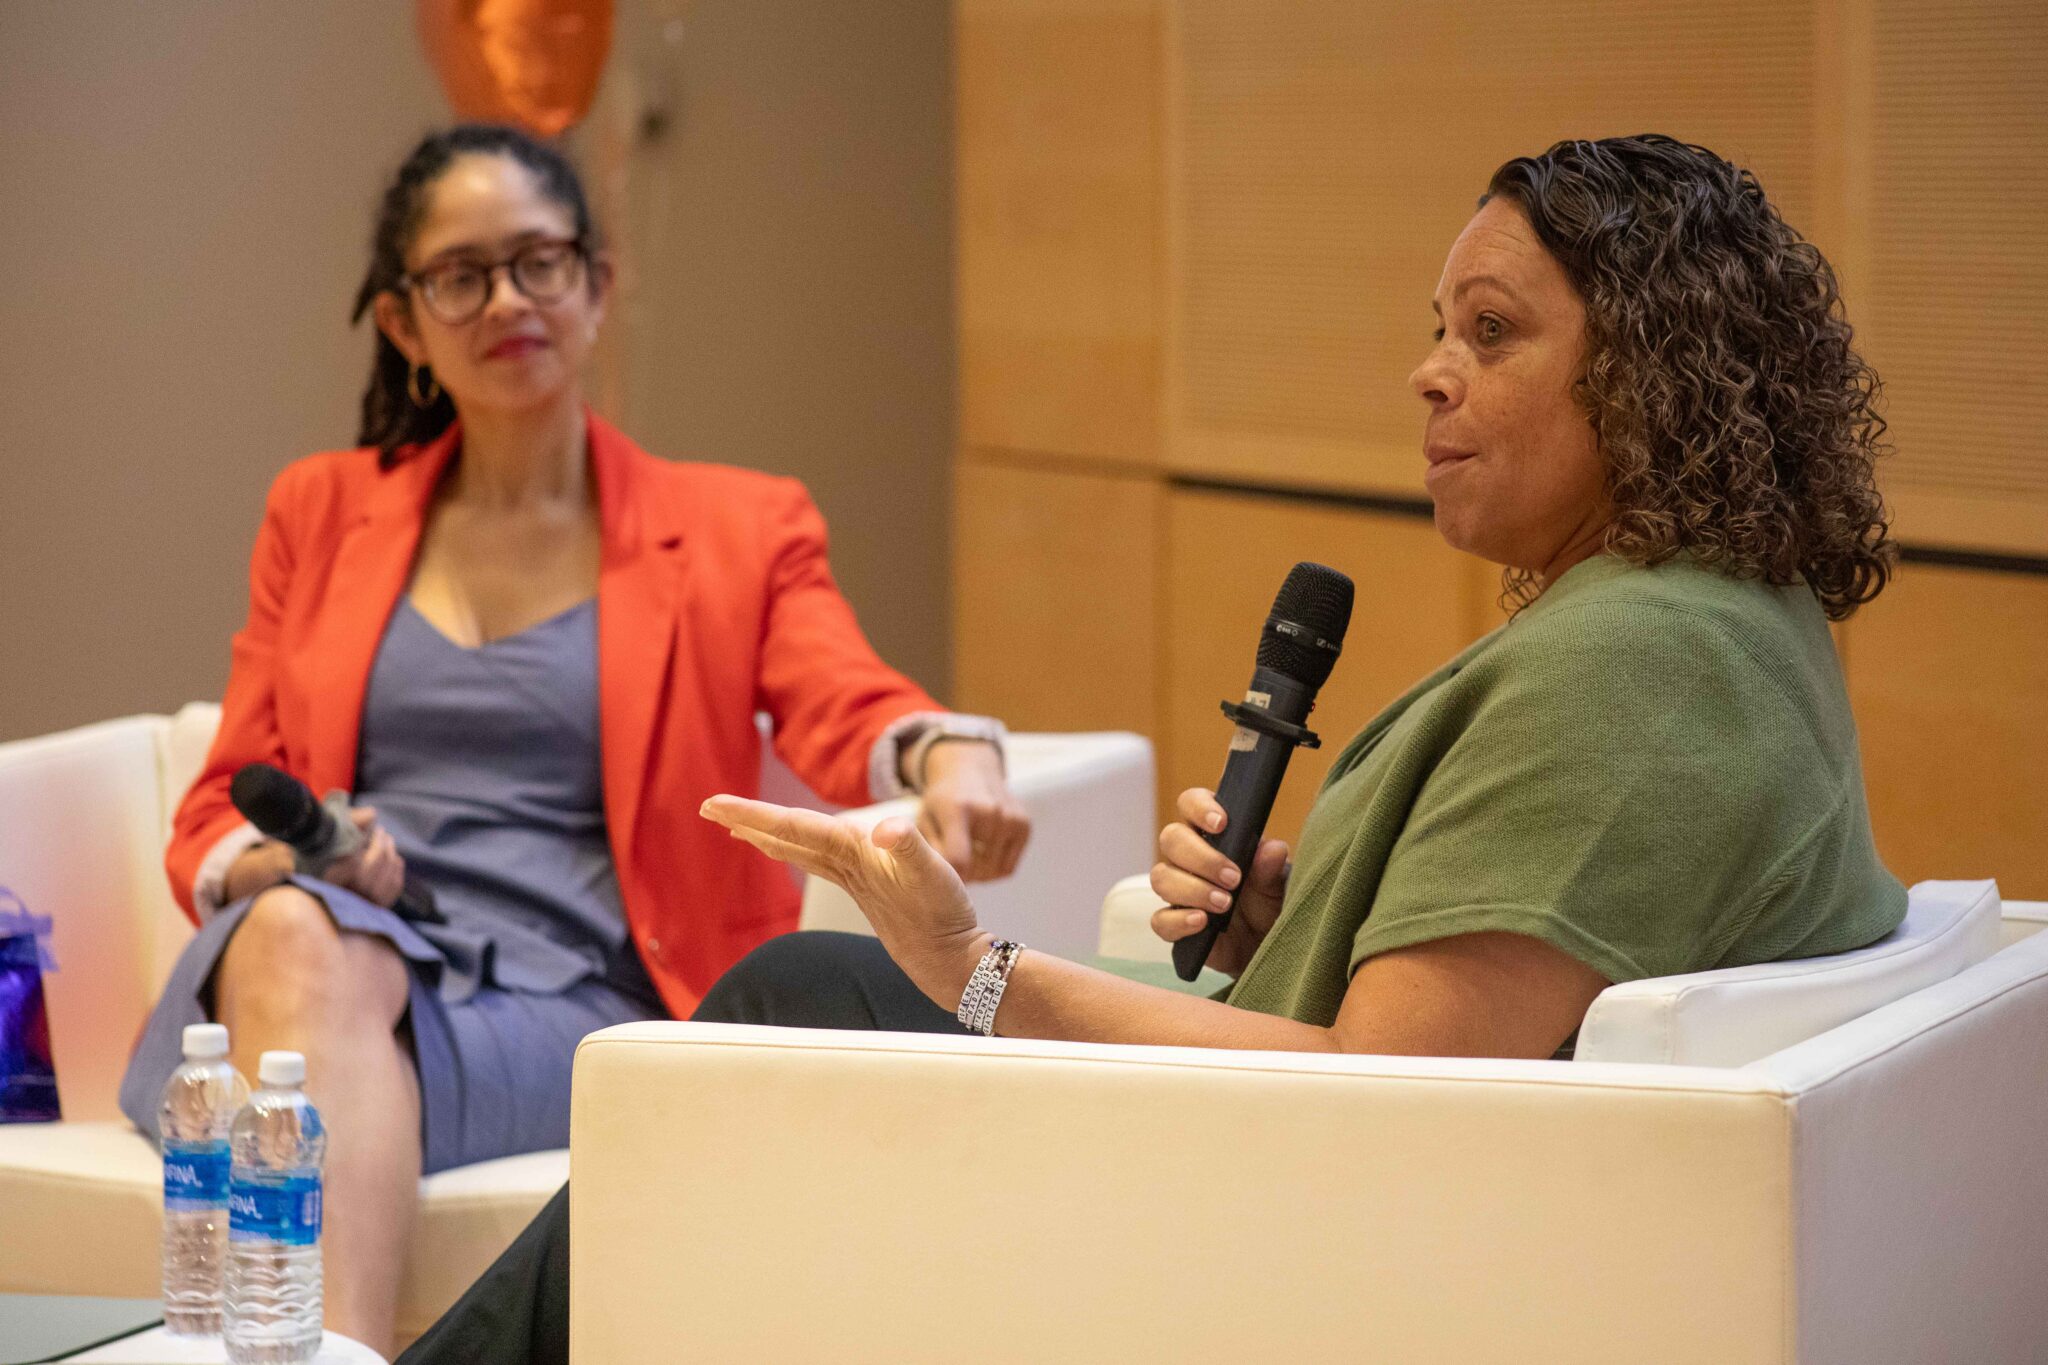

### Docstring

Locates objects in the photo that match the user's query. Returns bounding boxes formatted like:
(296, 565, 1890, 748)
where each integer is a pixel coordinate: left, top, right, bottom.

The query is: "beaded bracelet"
(956, 938, 1024, 1036)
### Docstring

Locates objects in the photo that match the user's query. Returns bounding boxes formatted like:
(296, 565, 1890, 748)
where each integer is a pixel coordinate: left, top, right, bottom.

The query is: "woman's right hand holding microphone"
(222, 806, 407, 909)
(1148, 786, 1290, 978)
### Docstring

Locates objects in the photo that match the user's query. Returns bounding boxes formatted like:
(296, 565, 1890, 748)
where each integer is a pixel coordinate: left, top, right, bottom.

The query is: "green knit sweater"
(1225, 554, 1907, 1028)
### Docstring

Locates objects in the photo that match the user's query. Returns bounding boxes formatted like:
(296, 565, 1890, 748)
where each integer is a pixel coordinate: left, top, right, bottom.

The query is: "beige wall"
(0, 3, 447, 741)
(596, 0, 954, 696)
(0, 0, 954, 742)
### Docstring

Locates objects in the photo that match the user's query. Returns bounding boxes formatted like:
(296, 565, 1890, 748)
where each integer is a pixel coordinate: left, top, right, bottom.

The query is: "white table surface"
(65, 1328, 383, 1363)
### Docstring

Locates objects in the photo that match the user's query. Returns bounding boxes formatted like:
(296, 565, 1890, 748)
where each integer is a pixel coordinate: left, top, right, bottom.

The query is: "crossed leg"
(214, 885, 421, 1360)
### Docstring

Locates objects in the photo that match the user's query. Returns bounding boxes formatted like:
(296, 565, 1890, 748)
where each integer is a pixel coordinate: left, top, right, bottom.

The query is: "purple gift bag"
(0, 886, 59, 1123)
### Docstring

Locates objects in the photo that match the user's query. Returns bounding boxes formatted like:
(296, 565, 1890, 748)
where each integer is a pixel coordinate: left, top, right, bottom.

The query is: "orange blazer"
(168, 411, 941, 1015)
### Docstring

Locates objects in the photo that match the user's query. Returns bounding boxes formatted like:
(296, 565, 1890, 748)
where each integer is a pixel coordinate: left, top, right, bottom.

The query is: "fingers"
(702, 795, 864, 869)
(725, 823, 838, 880)
(704, 794, 908, 895)
(920, 791, 1028, 883)
(988, 805, 1030, 878)
(330, 823, 405, 909)
(1157, 788, 1239, 898)
(704, 793, 1001, 900)
(1157, 821, 1240, 893)
(873, 815, 946, 875)
(1150, 905, 1213, 944)
(954, 801, 1030, 882)
(924, 796, 976, 873)
(1175, 787, 1226, 834)
(1150, 860, 1234, 915)
(359, 827, 399, 908)
(914, 803, 945, 859)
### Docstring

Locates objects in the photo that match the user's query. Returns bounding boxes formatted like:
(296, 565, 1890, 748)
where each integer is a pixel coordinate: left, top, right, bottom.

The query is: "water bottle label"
(163, 1140, 230, 1210)
(228, 1172, 322, 1247)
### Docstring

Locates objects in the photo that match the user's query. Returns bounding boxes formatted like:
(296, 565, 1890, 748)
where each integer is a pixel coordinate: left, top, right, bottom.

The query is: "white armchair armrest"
(2001, 899, 2048, 948)
(1095, 872, 1169, 962)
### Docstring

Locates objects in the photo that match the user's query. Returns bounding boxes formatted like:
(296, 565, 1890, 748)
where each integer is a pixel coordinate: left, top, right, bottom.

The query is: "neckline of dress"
(401, 595, 596, 653)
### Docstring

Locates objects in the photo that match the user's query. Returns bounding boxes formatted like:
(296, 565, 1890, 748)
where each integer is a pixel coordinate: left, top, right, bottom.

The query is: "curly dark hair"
(1482, 135, 1895, 619)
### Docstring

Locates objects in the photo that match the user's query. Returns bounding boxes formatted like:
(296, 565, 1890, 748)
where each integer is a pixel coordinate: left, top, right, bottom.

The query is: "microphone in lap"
(229, 763, 444, 924)
(230, 764, 364, 868)
(1173, 562, 1354, 982)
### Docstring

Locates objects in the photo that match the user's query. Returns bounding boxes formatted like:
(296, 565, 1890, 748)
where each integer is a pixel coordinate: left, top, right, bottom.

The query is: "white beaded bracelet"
(956, 939, 1023, 1036)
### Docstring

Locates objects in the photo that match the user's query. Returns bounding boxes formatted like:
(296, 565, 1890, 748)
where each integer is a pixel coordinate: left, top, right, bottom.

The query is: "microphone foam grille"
(1258, 561, 1355, 689)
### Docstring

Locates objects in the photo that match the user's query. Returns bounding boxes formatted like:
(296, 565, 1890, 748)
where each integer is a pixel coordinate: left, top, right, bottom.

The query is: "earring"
(408, 363, 441, 407)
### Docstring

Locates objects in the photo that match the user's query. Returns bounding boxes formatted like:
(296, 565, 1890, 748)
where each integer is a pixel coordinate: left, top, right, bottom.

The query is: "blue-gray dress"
(121, 598, 666, 1173)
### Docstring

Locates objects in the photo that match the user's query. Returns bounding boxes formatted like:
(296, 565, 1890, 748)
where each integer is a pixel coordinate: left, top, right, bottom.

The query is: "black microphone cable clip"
(1218, 699, 1322, 750)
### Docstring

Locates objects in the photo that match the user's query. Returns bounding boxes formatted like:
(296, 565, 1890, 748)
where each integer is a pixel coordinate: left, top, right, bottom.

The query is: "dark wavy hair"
(349, 125, 600, 467)
(1482, 135, 1894, 619)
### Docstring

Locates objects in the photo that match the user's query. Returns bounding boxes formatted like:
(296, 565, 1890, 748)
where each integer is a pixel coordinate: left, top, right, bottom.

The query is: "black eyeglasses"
(399, 237, 588, 325)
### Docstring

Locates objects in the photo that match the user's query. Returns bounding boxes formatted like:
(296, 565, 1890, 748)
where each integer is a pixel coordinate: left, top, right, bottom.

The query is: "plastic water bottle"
(224, 1050, 327, 1364)
(160, 1022, 249, 1335)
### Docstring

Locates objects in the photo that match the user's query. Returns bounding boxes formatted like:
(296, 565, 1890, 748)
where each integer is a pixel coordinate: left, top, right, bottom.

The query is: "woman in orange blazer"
(118, 125, 1025, 1357)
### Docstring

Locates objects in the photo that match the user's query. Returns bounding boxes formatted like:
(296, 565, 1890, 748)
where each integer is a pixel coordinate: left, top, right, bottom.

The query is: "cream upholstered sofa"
(567, 879, 2048, 1363)
(0, 704, 1152, 1343)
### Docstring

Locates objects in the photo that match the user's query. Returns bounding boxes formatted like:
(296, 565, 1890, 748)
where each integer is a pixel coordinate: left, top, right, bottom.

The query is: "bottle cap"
(257, 1050, 306, 1086)
(181, 1023, 230, 1059)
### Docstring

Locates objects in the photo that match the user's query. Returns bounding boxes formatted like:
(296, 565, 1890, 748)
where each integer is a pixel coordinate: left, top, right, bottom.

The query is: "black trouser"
(396, 931, 964, 1365)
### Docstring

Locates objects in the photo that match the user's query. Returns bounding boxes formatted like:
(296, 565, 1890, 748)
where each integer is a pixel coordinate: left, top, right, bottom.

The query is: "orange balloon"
(417, 0, 613, 138)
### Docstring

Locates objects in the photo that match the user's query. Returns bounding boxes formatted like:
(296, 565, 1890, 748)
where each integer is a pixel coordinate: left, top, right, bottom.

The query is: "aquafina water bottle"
(224, 1050, 327, 1364)
(159, 1022, 249, 1335)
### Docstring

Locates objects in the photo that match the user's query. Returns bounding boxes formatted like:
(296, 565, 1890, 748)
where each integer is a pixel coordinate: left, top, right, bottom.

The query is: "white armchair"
(565, 882, 2048, 1363)
(1099, 873, 2008, 1066)
(0, 705, 1151, 1343)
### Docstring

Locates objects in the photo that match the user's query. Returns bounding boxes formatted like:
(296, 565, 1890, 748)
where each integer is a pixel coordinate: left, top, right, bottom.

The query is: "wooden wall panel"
(1846, 563, 2048, 897)
(1161, 489, 1491, 846)
(956, 0, 1162, 466)
(954, 454, 1162, 738)
(1864, 0, 2048, 555)
(953, 0, 2048, 918)
(1166, 0, 1821, 496)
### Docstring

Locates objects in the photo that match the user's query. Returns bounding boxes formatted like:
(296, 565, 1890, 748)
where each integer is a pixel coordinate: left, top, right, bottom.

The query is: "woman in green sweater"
(701, 132, 1906, 1056)
(401, 133, 1904, 1364)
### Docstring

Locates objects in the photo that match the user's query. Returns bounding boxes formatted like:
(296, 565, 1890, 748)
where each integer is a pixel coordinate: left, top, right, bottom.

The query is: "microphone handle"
(294, 791, 366, 871)
(395, 877, 445, 925)
(1172, 669, 1314, 982)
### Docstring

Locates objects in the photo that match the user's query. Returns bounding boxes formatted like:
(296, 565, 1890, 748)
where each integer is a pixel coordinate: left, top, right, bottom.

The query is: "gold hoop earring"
(408, 363, 441, 408)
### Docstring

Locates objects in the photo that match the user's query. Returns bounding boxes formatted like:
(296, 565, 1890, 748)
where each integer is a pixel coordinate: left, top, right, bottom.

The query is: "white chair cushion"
(158, 702, 224, 845)
(0, 1120, 566, 1340)
(0, 717, 179, 1121)
(1576, 879, 2001, 1067)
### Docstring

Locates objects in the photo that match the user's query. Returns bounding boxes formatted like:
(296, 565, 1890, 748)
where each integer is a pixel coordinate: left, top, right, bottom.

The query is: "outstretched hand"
(701, 795, 989, 998)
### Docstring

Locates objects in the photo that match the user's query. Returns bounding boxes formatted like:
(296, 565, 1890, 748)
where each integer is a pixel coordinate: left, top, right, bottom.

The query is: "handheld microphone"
(229, 763, 444, 924)
(231, 764, 364, 867)
(1172, 562, 1354, 981)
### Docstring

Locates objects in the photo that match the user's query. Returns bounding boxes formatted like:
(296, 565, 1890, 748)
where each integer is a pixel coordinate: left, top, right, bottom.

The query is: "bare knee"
(226, 886, 345, 983)
(219, 887, 406, 1026)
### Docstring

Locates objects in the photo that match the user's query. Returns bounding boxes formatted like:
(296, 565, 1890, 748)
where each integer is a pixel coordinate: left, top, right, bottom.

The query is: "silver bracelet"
(956, 939, 1024, 1036)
